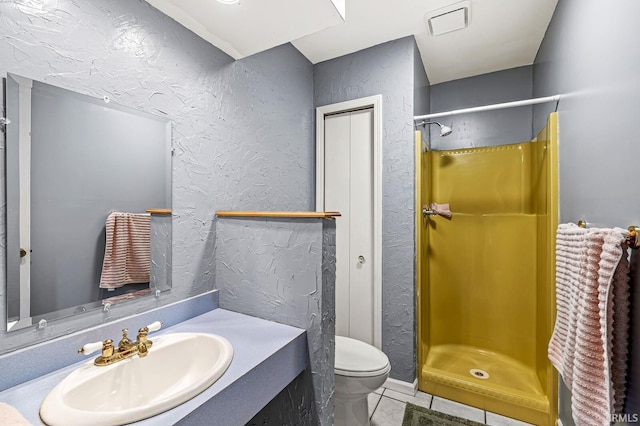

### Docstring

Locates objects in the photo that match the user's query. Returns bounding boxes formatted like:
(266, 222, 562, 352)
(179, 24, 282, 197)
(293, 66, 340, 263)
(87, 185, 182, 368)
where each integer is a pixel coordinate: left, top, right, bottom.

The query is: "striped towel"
(99, 212, 151, 289)
(548, 223, 631, 425)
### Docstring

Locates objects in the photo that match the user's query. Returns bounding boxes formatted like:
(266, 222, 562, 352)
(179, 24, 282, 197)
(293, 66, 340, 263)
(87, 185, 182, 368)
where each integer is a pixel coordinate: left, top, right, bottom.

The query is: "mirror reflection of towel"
(99, 212, 151, 289)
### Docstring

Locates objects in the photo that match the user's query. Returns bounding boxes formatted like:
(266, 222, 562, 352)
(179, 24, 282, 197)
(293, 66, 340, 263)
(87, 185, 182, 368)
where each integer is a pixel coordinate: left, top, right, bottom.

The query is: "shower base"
(421, 344, 551, 425)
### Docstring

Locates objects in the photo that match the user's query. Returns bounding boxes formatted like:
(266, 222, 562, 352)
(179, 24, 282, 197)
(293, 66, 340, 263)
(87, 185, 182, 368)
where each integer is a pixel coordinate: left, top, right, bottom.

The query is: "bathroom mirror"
(4, 73, 172, 332)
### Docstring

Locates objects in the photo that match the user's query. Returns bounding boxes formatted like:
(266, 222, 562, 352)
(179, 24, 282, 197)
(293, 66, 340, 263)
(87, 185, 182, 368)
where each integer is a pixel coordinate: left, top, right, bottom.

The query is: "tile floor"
(367, 387, 534, 426)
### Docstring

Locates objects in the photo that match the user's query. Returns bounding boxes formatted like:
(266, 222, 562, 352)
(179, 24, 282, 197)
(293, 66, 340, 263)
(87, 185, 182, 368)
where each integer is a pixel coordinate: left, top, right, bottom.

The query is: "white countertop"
(0, 308, 307, 425)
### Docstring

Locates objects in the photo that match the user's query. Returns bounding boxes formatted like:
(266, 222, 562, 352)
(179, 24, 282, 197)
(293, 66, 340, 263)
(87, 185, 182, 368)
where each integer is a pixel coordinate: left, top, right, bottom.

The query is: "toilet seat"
(335, 335, 390, 377)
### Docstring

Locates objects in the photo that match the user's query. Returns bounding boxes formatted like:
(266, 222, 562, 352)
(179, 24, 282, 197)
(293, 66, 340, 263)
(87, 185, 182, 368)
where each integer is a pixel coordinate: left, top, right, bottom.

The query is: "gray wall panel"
(150, 214, 172, 293)
(429, 66, 533, 150)
(533, 0, 640, 423)
(314, 37, 418, 383)
(215, 218, 335, 426)
(414, 41, 430, 118)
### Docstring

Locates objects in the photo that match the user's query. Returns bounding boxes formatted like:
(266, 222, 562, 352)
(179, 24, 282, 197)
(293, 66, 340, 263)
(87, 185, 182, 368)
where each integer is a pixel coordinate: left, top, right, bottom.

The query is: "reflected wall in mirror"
(5, 73, 172, 332)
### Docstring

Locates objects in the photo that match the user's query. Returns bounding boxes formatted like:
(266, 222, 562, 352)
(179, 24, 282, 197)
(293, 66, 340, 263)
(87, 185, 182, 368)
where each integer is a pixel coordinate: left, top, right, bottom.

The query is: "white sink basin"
(40, 332, 233, 426)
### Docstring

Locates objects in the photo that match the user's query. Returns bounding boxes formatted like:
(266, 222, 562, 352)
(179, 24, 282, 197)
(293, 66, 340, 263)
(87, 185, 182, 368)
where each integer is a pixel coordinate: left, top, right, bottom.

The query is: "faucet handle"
(138, 321, 162, 335)
(137, 321, 163, 343)
(146, 321, 162, 332)
(78, 340, 110, 356)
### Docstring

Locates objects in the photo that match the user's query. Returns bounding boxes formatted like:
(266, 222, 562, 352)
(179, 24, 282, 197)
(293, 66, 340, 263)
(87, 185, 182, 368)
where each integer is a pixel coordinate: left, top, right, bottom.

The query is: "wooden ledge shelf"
(146, 208, 172, 215)
(216, 211, 341, 218)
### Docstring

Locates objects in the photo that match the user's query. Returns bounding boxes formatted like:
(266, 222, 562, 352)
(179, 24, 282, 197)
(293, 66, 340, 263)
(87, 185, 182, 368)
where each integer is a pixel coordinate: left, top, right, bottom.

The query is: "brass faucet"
(78, 321, 163, 366)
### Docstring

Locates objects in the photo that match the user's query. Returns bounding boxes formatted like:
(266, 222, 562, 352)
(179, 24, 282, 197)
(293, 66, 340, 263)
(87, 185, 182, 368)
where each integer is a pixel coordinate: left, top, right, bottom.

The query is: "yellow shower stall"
(416, 113, 558, 425)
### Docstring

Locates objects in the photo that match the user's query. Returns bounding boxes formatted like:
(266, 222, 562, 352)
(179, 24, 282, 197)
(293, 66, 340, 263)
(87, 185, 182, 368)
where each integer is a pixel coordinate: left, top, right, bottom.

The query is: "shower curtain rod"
(413, 94, 561, 121)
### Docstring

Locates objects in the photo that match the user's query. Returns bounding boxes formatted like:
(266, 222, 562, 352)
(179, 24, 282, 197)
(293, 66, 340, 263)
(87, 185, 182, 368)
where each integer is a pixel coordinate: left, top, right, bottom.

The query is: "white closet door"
(324, 108, 374, 345)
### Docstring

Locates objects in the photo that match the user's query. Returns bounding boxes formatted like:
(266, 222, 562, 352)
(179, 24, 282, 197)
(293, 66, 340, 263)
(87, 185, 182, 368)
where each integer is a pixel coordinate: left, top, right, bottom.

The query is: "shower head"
(417, 120, 452, 137)
(439, 124, 453, 137)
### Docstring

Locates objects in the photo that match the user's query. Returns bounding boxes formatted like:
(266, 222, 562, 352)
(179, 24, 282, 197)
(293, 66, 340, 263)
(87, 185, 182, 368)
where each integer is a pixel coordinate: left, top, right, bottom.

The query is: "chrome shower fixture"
(417, 120, 452, 137)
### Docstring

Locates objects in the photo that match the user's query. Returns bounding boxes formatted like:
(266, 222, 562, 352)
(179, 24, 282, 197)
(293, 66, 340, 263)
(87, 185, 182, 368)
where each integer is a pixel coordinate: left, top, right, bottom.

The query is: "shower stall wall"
(416, 113, 558, 425)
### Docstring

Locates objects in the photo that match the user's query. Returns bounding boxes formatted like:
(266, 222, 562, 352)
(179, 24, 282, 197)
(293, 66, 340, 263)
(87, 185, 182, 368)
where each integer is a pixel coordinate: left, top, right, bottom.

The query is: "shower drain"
(469, 369, 490, 380)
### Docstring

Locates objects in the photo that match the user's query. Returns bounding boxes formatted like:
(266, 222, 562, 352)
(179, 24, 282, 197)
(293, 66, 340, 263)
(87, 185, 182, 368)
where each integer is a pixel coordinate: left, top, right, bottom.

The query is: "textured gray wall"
(150, 214, 172, 293)
(314, 36, 418, 383)
(414, 42, 430, 118)
(0, 0, 313, 353)
(533, 0, 640, 423)
(429, 66, 534, 150)
(215, 217, 335, 426)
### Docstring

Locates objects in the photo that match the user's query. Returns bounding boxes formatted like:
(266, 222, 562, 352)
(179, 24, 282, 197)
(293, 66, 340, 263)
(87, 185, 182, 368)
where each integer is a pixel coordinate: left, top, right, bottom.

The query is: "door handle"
(20, 248, 27, 258)
(358, 255, 365, 264)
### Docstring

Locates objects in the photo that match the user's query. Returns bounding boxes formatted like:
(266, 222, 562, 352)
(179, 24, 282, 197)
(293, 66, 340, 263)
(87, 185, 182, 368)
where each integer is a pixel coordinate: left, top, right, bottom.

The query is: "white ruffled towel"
(548, 223, 631, 426)
(0, 402, 31, 425)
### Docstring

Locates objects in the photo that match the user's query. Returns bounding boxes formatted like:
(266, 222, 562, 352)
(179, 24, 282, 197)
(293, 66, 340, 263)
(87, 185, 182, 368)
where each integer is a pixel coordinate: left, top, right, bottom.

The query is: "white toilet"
(334, 335, 390, 426)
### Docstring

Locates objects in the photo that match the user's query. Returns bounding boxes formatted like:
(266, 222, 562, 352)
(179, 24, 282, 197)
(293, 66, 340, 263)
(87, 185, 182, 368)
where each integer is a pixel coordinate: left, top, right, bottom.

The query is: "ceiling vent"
(426, 1, 471, 37)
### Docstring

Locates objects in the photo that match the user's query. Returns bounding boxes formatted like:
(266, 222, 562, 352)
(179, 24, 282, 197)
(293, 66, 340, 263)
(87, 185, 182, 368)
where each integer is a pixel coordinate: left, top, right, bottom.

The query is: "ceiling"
(145, 0, 558, 84)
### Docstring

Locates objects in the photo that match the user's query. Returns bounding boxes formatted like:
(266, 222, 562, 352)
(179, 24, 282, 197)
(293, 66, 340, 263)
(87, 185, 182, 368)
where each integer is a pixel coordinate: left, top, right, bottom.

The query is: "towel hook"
(422, 208, 437, 217)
